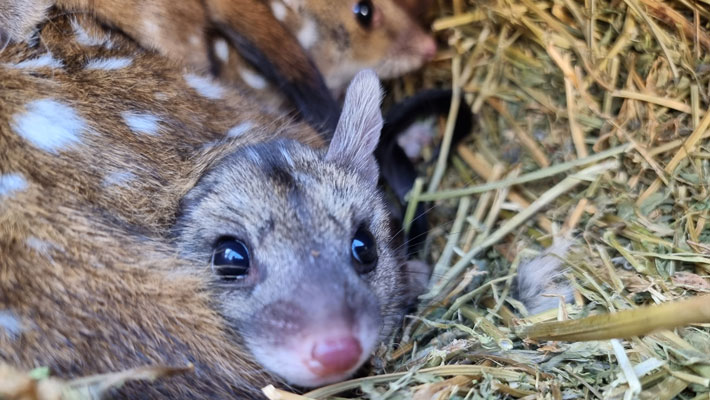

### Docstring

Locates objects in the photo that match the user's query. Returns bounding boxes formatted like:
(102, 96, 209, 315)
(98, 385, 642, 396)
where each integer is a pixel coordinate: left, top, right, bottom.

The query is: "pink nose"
(419, 35, 437, 60)
(309, 336, 362, 377)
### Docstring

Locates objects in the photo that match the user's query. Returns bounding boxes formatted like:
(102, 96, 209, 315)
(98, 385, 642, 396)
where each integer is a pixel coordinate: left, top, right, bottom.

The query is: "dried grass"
(280, 0, 710, 398)
(0, 364, 192, 400)
(11, 0, 710, 398)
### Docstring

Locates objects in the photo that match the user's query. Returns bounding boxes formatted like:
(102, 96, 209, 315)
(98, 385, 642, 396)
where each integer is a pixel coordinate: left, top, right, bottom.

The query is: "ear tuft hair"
(325, 70, 383, 185)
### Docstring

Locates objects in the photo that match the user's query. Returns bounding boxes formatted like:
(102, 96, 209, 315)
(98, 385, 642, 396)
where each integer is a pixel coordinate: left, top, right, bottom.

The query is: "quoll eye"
(353, 0, 374, 28)
(351, 225, 378, 274)
(211, 236, 250, 281)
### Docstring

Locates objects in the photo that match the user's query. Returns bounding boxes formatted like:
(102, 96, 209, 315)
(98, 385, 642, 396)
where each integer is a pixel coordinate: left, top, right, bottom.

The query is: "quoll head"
(176, 71, 418, 387)
(276, 0, 436, 95)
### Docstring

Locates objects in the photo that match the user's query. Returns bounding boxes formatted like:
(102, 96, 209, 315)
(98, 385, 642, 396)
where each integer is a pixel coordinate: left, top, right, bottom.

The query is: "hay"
(273, 0, 710, 398)
(9, 0, 709, 398)
(0, 364, 193, 400)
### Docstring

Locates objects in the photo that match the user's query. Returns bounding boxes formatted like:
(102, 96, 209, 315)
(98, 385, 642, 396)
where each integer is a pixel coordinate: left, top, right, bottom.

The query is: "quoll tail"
(513, 238, 576, 315)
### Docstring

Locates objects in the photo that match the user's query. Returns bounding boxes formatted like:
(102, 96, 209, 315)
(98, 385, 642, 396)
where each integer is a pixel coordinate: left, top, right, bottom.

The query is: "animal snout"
(308, 334, 363, 377)
(418, 34, 437, 60)
(244, 281, 381, 386)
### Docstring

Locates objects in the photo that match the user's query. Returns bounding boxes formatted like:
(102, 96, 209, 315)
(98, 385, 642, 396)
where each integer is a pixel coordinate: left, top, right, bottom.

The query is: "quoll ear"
(325, 70, 384, 186)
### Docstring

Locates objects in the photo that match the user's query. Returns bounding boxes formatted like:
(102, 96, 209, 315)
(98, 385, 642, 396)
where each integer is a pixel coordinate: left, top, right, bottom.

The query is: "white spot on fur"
(184, 73, 225, 100)
(227, 122, 254, 138)
(189, 35, 201, 46)
(154, 92, 169, 101)
(246, 148, 261, 164)
(199, 140, 219, 151)
(0, 311, 22, 340)
(281, 0, 300, 7)
(214, 39, 229, 63)
(12, 99, 85, 153)
(71, 18, 107, 46)
(297, 18, 318, 49)
(271, 1, 288, 21)
(239, 68, 268, 90)
(280, 147, 294, 167)
(85, 57, 132, 70)
(0, 173, 28, 197)
(103, 39, 116, 49)
(102, 171, 137, 187)
(122, 112, 161, 136)
(26, 236, 64, 260)
(10, 53, 63, 69)
(26, 30, 41, 48)
(143, 20, 160, 36)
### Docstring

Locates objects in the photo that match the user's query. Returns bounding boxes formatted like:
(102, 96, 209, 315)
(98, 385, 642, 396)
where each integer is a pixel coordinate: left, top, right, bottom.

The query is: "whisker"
(385, 201, 441, 246)
(391, 223, 473, 255)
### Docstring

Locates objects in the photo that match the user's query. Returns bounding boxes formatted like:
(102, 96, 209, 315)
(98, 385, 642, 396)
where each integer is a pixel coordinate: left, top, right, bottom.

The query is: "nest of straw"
(290, 0, 710, 398)
(4, 1, 710, 399)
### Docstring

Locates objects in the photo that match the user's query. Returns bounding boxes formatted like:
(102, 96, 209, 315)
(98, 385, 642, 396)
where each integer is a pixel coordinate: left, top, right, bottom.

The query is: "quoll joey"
(0, 0, 437, 133)
(0, 14, 423, 398)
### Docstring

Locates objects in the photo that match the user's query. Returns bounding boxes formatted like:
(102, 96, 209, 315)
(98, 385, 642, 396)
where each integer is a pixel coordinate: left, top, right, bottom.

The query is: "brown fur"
(48, 0, 436, 131)
(1, 0, 341, 132)
(284, 0, 436, 92)
(1, 13, 416, 398)
(0, 14, 318, 232)
(28, 0, 317, 84)
(1, 0, 435, 98)
(216, 0, 437, 97)
(0, 15, 313, 398)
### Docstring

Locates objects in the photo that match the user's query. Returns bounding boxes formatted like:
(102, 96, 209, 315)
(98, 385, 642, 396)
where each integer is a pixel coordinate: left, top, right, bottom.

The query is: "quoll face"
(288, 0, 437, 93)
(175, 71, 412, 386)
(176, 140, 404, 386)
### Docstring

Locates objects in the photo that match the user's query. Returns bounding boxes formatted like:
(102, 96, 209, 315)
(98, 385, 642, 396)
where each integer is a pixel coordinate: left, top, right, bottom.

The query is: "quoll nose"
(419, 35, 437, 60)
(309, 336, 362, 376)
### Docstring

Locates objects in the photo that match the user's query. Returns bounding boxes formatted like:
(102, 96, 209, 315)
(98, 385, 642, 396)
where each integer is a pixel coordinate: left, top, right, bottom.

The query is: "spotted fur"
(0, 15, 415, 398)
(217, 0, 437, 98)
(3, 0, 436, 130)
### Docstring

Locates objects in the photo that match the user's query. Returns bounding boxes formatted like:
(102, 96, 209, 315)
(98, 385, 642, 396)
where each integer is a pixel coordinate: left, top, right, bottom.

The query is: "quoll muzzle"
(246, 278, 381, 387)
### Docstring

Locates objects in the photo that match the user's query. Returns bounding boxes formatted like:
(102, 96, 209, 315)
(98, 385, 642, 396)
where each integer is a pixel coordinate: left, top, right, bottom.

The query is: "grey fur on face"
(174, 71, 418, 387)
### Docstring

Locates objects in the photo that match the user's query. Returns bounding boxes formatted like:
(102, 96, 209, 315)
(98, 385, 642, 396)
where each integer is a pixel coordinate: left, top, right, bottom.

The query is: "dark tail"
(376, 89, 475, 256)
(209, 0, 340, 136)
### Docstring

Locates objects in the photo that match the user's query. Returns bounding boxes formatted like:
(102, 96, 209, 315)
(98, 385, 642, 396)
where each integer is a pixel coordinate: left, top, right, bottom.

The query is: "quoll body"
(1, 0, 436, 131)
(0, 14, 421, 398)
(214, 0, 437, 96)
